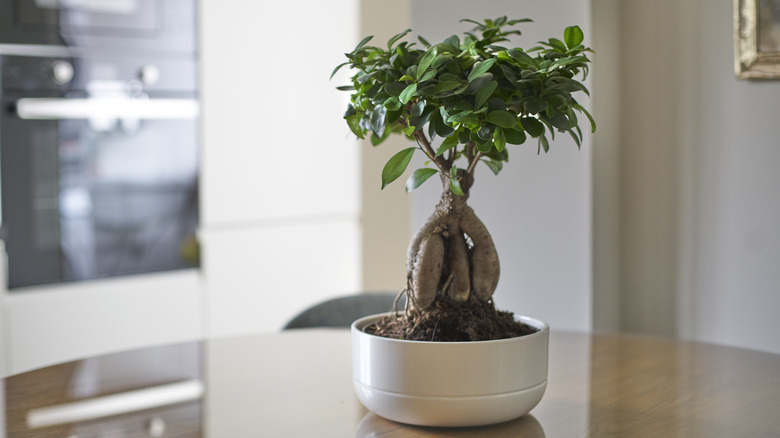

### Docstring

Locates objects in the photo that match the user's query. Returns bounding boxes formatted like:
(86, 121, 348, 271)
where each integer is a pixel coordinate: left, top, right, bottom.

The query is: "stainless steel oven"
(0, 0, 196, 53)
(0, 0, 199, 290)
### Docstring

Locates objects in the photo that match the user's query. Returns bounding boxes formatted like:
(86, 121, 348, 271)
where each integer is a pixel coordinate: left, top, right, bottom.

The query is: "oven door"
(1, 93, 200, 289)
(0, 0, 196, 53)
(15, 0, 158, 35)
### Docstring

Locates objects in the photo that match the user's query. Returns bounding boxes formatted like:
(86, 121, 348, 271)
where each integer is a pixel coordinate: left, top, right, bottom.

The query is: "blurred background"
(1, 0, 779, 377)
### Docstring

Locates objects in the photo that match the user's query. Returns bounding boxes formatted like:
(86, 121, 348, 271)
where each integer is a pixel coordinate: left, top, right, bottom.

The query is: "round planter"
(351, 313, 549, 427)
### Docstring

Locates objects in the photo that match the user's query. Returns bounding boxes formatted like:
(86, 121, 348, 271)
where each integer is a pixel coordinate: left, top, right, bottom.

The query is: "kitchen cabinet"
(199, 0, 360, 226)
(198, 0, 363, 338)
(1, 252, 202, 377)
(1, 0, 365, 376)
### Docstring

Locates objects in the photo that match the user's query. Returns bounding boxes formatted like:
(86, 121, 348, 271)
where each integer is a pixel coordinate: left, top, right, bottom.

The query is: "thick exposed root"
(409, 233, 444, 309)
(444, 227, 471, 302)
(405, 193, 500, 310)
(459, 207, 500, 301)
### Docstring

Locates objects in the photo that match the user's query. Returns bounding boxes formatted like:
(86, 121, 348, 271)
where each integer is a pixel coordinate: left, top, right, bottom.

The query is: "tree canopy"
(333, 17, 595, 195)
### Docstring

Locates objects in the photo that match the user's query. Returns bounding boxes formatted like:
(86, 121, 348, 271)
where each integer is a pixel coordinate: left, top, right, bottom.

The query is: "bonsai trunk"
(368, 173, 535, 341)
(406, 170, 500, 312)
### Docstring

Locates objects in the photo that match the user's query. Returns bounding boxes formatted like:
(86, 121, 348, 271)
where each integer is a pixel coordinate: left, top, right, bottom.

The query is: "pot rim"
(351, 312, 549, 345)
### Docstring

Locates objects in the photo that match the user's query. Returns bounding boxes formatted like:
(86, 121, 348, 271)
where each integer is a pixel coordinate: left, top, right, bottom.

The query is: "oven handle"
(15, 97, 200, 120)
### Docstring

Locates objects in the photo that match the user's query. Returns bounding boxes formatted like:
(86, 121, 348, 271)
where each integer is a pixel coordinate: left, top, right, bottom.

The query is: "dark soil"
(364, 294, 538, 342)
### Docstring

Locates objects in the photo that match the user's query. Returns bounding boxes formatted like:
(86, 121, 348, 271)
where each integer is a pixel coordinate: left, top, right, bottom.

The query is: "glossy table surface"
(5, 329, 780, 437)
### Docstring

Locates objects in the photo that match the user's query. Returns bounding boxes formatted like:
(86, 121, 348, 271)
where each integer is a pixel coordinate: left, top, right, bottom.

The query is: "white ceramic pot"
(351, 313, 549, 427)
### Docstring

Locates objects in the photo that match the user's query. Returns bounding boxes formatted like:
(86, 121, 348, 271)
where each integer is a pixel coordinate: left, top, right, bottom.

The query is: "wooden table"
(4, 330, 780, 437)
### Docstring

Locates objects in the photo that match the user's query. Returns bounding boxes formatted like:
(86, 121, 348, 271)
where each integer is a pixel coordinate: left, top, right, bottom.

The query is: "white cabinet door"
(1, 263, 202, 377)
(199, 0, 361, 226)
(201, 218, 361, 338)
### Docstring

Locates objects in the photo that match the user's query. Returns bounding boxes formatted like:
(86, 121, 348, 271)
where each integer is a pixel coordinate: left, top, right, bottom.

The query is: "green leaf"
(434, 115, 456, 137)
(449, 166, 464, 196)
(507, 49, 538, 69)
(435, 81, 462, 94)
(477, 125, 494, 141)
(476, 140, 493, 153)
(402, 125, 416, 136)
(345, 114, 364, 139)
(538, 134, 550, 154)
(467, 73, 494, 93)
(438, 72, 461, 83)
(416, 84, 437, 96)
(486, 110, 517, 129)
(381, 147, 416, 189)
(431, 53, 453, 69)
(524, 98, 548, 114)
(355, 73, 373, 84)
(504, 128, 527, 145)
(409, 105, 434, 129)
(417, 47, 438, 79)
(435, 135, 459, 157)
(458, 129, 471, 144)
(443, 35, 460, 49)
(447, 111, 480, 126)
(467, 59, 496, 83)
(507, 18, 533, 25)
(460, 18, 482, 26)
(568, 128, 582, 149)
(418, 35, 431, 48)
(383, 97, 402, 111)
(573, 103, 597, 132)
(330, 62, 349, 80)
(449, 179, 464, 196)
(419, 69, 437, 83)
(388, 29, 412, 49)
(399, 83, 417, 104)
(521, 117, 545, 137)
(493, 127, 506, 152)
(370, 106, 387, 136)
(411, 100, 425, 117)
(544, 37, 567, 53)
(406, 168, 439, 192)
(354, 35, 373, 51)
(384, 82, 407, 97)
(371, 131, 389, 146)
(475, 81, 498, 108)
(482, 158, 503, 175)
(548, 110, 570, 131)
(484, 145, 509, 162)
(564, 26, 584, 49)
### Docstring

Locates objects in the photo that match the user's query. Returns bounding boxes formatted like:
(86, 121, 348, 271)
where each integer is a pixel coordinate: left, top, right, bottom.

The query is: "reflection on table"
(4, 329, 780, 437)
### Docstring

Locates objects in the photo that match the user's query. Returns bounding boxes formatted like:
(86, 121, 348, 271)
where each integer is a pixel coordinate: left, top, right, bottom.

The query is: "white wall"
(409, 0, 594, 332)
(599, 0, 780, 354)
(614, 0, 686, 338)
(358, 0, 413, 294)
(591, 0, 622, 333)
(676, 0, 780, 354)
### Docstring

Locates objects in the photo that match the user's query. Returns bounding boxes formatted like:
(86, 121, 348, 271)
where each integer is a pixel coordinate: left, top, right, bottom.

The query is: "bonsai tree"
(333, 17, 594, 341)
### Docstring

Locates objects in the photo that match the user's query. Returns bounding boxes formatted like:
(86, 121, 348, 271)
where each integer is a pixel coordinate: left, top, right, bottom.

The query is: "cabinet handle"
(26, 379, 203, 429)
(16, 98, 199, 120)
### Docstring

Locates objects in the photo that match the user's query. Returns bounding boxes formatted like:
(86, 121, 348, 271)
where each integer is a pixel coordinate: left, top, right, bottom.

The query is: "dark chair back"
(282, 293, 400, 330)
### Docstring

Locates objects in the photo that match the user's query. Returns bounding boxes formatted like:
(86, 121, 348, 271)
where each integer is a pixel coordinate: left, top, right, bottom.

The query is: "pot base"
(353, 380, 547, 427)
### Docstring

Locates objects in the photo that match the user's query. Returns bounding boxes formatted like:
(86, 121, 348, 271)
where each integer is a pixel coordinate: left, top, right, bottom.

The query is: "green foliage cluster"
(332, 17, 595, 194)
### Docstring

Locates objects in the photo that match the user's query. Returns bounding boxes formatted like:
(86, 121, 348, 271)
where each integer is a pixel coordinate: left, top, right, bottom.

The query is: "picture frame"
(735, 0, 780, 79)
